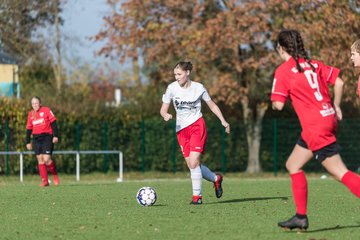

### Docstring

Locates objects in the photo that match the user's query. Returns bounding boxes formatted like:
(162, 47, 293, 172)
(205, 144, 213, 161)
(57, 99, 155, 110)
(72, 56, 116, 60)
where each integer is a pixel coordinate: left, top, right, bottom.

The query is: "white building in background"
(114, 88, 121, 106)
(0, 51, 19, 98)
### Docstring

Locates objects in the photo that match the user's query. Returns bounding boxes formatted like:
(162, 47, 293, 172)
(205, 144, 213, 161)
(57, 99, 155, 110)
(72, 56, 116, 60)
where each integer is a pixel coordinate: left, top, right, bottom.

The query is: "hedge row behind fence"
(1, 117, 359, 175)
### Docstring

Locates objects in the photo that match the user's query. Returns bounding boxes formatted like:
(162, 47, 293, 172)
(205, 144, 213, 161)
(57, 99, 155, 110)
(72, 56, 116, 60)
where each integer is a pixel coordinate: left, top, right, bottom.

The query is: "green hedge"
(1, 97, 359, 175)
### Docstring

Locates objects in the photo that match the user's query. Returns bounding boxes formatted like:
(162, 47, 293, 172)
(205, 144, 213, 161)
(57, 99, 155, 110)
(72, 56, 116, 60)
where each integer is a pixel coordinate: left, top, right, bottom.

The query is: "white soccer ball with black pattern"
(136, 187, 157, 206)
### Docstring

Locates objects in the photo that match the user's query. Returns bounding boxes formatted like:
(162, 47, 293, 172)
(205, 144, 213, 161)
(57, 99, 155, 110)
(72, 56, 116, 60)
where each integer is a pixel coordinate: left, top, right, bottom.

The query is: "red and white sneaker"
(53, 175, 60, 186)
(214, 174, 223, 198)
(190, 195, 202, 205)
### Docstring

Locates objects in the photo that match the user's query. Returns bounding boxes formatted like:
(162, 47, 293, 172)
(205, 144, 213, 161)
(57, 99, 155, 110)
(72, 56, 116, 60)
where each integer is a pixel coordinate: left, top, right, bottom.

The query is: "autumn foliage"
(95, 0, 360, 172)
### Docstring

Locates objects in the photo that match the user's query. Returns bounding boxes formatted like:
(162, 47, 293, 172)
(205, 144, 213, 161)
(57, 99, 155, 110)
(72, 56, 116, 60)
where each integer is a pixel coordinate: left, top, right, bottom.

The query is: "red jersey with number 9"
(271, 57, 340, 151)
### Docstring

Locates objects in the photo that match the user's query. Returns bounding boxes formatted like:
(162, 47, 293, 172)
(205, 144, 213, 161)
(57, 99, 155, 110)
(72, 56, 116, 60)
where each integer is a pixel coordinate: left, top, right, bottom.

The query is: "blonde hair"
(351, 39, 360, 53)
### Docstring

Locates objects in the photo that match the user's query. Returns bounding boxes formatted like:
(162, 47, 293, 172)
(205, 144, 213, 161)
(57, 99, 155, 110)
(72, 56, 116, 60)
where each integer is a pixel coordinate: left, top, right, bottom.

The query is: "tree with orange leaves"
(95, 0, 360, 173)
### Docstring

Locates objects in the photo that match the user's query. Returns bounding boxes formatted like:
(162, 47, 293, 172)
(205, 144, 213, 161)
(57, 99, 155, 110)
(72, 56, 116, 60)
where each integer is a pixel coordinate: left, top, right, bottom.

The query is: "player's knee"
(37, 157, 45, 164)
(285, 161, 301, 173)
(325, 167, 348, 181)
(44, 159, 52, 165)
(188, 161, 199, 169)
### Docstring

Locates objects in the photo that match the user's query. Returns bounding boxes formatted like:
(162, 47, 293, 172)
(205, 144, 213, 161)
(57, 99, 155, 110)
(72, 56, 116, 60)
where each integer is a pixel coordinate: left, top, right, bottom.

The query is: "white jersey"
(162, 80, 211, 132)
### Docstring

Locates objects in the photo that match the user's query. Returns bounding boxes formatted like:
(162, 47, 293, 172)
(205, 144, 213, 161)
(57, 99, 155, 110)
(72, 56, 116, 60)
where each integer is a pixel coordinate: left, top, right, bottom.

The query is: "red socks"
(46, 161, 58, 176)
(289, 170, 359, 216)
(341, 171, 360, 198)
(38, 164, 49, 185)
(39, 161, 60, 186)
(291, 171, 308, 215)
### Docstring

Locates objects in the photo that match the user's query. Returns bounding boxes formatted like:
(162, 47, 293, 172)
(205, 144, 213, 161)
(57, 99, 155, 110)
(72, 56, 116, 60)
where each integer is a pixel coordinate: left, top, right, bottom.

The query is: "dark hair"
(277, 29, 314, 72)
(174, 61, 193, 72)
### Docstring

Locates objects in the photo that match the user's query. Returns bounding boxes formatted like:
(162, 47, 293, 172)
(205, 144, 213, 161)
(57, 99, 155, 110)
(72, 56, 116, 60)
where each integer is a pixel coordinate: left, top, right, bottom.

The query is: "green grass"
(0, 174, 359, 240)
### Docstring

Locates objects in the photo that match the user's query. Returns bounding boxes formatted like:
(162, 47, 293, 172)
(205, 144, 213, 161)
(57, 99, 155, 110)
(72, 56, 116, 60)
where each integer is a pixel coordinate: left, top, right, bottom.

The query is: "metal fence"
(0, 150, 123, 182)
(1, 118, 359, 175)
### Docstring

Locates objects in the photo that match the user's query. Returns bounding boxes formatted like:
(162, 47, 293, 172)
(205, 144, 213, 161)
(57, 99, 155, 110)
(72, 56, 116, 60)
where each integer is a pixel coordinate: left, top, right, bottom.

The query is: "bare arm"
(272, 101, 285, 111)
(333, 77, 344, 121)
(205, 100, 230, 134)
(160, 103, 173, 121)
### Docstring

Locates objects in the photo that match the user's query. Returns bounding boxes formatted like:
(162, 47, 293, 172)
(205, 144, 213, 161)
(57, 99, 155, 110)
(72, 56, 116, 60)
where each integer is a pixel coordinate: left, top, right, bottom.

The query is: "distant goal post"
(0, 150, 123, 183)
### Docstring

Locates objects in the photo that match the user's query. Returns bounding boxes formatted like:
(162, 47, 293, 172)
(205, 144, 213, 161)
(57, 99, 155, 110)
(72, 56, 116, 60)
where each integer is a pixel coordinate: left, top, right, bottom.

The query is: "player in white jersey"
(160, 61, 230, 204)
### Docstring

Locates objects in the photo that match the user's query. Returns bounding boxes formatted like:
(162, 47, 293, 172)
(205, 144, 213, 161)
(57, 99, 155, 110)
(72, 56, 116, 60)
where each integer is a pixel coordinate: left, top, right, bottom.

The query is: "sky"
(60, 0, 122, 70)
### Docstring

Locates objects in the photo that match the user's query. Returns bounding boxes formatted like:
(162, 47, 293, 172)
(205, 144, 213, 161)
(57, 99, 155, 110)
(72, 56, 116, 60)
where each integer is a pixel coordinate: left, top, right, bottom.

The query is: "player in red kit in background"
(26, 96, 60, 187)
(271, 30, 360, 230)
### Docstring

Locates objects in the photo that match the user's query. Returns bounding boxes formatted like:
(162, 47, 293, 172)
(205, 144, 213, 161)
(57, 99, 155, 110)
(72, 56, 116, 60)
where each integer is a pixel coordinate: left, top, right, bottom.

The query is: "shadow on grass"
(152, 204, 168, 207)
(207, 196, 289, 204)
(304, 224, 360, 233)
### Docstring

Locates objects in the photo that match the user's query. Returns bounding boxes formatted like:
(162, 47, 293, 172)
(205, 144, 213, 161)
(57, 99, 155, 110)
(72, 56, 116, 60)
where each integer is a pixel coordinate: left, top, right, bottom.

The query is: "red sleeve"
(26, 112, 33, 130)
(270, 68, 289, 103)
(357, 76, 360, 98)
(45, 107, 56, 123)
(317, 61, 340, 86)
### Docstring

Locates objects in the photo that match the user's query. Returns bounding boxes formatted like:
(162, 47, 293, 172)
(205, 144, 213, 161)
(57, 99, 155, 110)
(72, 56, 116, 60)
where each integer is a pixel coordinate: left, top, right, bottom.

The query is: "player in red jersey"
(26, 96, 60, 187)
(271, 30, 360, 230)
(160, 61, 230, 204)
(350, 39, 360, 97)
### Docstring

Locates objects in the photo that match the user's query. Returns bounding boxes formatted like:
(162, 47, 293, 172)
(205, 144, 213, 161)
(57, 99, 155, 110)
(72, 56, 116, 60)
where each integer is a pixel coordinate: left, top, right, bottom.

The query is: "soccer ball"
(136, 186, 157, 207)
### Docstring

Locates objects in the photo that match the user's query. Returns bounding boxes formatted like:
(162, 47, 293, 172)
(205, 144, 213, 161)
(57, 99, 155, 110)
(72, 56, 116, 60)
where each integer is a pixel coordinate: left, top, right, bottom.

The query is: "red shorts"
(177, 117, 207, 158)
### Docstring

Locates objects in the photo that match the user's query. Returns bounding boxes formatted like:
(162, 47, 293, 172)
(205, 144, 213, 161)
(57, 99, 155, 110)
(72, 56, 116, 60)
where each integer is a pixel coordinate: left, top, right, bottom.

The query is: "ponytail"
(277, 29, 314, 72)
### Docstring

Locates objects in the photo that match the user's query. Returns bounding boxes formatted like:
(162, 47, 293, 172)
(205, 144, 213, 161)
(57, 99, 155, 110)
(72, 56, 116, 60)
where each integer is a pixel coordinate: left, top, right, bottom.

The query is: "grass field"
(0, 173, 359, 240)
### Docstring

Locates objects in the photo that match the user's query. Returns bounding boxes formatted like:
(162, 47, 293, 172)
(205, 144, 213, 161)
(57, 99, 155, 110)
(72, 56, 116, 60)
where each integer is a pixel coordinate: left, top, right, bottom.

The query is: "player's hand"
(53, 137, 58, 143)
(26, 143, 32, 150)
(163, 113, 173, 121)
(222, 121, 230, 134)
(334, 105, 342, 121)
